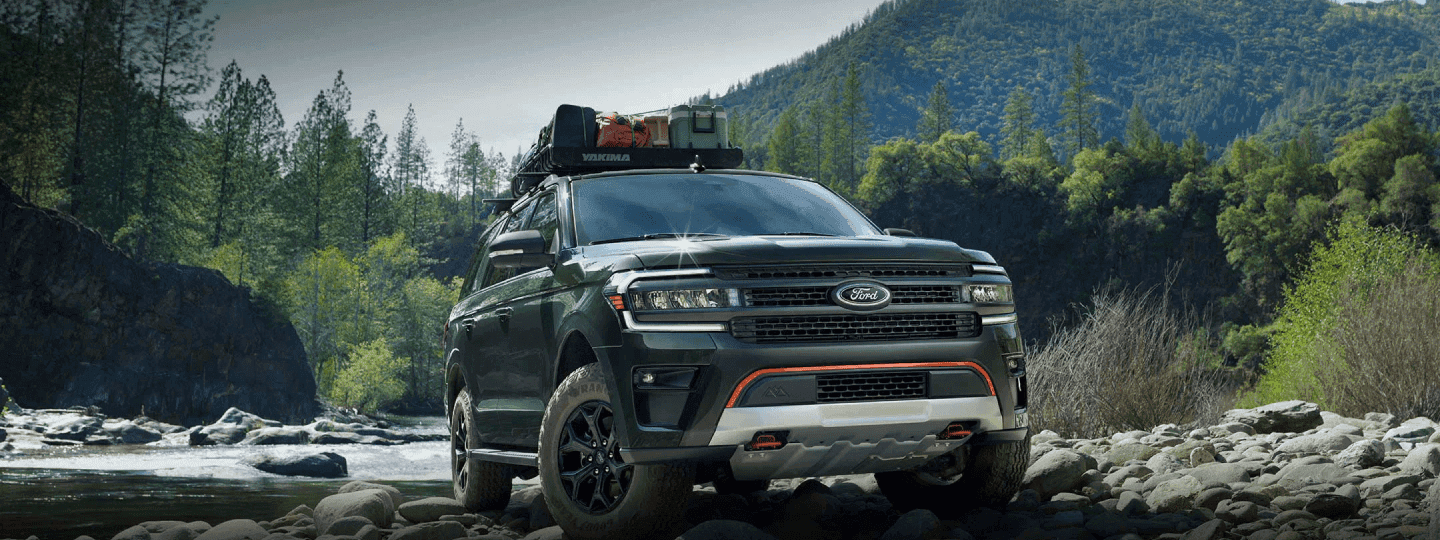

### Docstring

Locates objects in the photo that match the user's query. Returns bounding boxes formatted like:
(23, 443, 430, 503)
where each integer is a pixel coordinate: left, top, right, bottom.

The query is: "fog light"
(641, 372, 656, 384)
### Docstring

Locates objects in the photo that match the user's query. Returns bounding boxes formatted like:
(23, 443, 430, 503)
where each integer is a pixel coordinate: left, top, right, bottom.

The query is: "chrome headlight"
(965, 284, 1013, 304)
(631, 288, 740, 311)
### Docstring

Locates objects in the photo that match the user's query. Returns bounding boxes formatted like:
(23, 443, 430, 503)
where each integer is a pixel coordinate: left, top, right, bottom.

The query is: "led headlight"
(965, 284, 1014, 304)
(631, 288, 740, 311)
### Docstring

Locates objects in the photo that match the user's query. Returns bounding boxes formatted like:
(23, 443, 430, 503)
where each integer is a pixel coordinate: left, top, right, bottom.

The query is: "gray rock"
(1271, 495, 1309, 510)
(1272, 509, 1317, 528)
(1084, 512, 1131, 537)
(337, 482, 403, 511)
(243, 452, 346, 478)
(1103, 464, 1153, 487)
(321, 516, 373, 537)
(192, 520, 267, 540)
(313, 489, 393, 535)
(1117, 490, 1148, 515)
(1180, 518, 1228, 540)
(879, 509, 944, 540)
(1384, 421, 1436, 443)
(239, 427, 310, 445)
(1146, 452, 1184, 475)
(388, 521, 468, 540)
(311, 432, 363, 444)
(1189, 447, 1216, 467)
(677, 520, 779, 540)
(1216, 500, 1260, 523)
(1185, 463, 1254, 486)
(397, 497, 468, 524)
(1335, 439, 1386, 469)
(1365, 412, 1400, 427)
(1275, 432, 1358, 454)
(1221, 401, 1322, 434)
(1359, 474, 1421, 496)
(1194, 487, 1233, 510)
(1272, 456, 1351, 488)
(193, 426, 248, 446)
(1381, 483, 1422, 501)
(1304, 493, 1359, 519)
(1044, 510, 1084, 528)
(1211, 422, 1256, 436)
(1022, 449, 1088, 498)
(103, 420, 164, 444)
(1107, 443, 1161, 464)
(527, 491, 554, 531)
(1397, 444, 1439, 477)
(1146, 475, 1204, 513)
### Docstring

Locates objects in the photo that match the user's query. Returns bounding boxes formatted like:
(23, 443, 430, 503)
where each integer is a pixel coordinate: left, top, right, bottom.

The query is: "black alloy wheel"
(555, 400, 632, 513)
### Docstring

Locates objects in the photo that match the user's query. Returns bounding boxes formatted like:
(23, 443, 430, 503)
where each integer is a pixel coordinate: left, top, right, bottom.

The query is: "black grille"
(817, 371, 927, 403)
(730, 313, 980, 343)
(743, 286, 961, 307)
(715, 264, 969, 280)
(892, 286, 962, 304)
(744, 286, 829, 307)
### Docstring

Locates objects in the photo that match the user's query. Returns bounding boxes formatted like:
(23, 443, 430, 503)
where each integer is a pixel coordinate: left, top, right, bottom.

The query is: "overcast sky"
(203, 0, 888, 169)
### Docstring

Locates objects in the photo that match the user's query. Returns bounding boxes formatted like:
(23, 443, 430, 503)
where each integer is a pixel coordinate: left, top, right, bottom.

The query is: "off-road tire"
(876, 432, 1031, 514)
(539, 363, 695, 540)
(450, 388, 513, 511)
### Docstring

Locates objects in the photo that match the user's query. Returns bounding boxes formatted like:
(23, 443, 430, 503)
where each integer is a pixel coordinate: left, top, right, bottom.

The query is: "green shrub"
(330, 337, 407, 414)
(1028, 284, 1238, 438)
(1242, 217, 1440, 412)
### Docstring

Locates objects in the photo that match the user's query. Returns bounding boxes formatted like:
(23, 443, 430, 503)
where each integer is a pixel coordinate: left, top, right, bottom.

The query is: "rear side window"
(460, 220, 506, 296)
(528, 192, 559, 253)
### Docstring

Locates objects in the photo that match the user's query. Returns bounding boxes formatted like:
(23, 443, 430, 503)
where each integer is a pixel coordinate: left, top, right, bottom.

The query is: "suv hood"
(578, 235, 995, 269)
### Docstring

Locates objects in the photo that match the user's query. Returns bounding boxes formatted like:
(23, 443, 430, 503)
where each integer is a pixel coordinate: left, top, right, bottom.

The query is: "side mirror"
(884, 228, 917, 237)
(489, 230, 551, 268)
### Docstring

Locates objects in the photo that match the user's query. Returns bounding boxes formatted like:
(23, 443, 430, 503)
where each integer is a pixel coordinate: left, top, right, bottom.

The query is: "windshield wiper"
(590, 232, 729, 245)
(769, 232, 836, 236)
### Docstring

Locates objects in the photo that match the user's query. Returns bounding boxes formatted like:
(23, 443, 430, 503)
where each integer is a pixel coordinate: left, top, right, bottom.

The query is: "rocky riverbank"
(0, 406, 444, 468)
(3, 400, 1438, 540)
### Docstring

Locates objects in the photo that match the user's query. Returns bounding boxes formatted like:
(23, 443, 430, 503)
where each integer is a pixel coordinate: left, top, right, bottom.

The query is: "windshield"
(571, 174, 880, 246)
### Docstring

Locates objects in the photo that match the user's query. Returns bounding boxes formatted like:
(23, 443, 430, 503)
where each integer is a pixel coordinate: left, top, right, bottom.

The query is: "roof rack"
(509, 104, 744, 196)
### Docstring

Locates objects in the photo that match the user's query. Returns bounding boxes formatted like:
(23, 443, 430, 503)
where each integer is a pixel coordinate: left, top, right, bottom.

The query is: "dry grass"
(1028, 284, 1238, 438)
(1317, 261, 1440, 421)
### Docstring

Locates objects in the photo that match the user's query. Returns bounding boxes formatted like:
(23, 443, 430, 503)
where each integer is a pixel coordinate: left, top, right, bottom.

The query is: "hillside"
(715, 0, 1440, 152)
(1256, 68, 1440, 152)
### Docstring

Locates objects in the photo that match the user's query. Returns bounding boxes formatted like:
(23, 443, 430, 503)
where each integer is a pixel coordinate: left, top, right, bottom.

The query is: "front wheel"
(450, 388, 513, 511)
(876, 432, 1031, 514)
(538, 363, 695, 540)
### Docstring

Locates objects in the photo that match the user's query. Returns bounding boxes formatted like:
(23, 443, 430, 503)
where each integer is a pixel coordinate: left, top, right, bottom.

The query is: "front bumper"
(618, 396, 1026, 480)
(600, 322, 1029, 478)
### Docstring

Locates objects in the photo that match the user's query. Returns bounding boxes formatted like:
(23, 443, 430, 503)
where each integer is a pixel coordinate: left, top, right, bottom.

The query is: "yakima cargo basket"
(510, 104, 743, 195)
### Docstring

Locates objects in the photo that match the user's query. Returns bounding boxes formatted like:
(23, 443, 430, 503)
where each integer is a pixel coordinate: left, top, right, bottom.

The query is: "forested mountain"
(715, 0, 1440, 155)
(1256, 68, 1440, 152)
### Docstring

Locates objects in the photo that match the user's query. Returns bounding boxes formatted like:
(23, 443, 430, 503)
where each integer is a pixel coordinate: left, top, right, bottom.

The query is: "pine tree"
(822, 63, 872, 194)
(766, 106, 804, 175)
(1124, 103, 1159, 152)
(358, 110, 388, 244)
(916, 80, 953, 143)
(1000, 85, 1038, 160)
(131, 0, 216, 260)
(1059, 44, 1099, 161)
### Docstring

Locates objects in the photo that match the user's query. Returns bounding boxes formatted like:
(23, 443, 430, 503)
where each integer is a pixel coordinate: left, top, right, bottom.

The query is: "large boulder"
(0, 182, 317, 426)
(1220, 401, 1322, 434)
(1022, 449, 1088, 499)
(313, 489, 394, 535)
(244, 451, 347, 478)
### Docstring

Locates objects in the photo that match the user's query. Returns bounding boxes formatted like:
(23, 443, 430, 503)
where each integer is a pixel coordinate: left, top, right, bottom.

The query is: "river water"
(0, 417, 459, 540)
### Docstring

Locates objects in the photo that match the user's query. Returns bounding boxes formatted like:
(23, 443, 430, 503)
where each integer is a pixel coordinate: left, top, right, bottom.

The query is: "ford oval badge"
(832, 282, 892, 311)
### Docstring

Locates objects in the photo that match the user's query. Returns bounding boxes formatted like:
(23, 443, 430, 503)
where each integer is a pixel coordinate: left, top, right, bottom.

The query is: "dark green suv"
(445, 166, 1031, 539)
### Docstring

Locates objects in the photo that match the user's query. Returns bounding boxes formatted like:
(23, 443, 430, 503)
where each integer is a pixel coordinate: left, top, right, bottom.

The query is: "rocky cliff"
(0, 181, 318, 425)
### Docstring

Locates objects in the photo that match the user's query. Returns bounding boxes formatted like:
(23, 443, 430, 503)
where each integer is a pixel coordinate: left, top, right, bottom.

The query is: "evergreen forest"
(4, 0, 1440, 424)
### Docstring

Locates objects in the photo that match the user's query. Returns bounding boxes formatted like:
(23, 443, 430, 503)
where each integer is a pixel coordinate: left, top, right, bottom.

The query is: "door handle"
(496, 307, 513, 322)
(462, 319, 475, 339)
